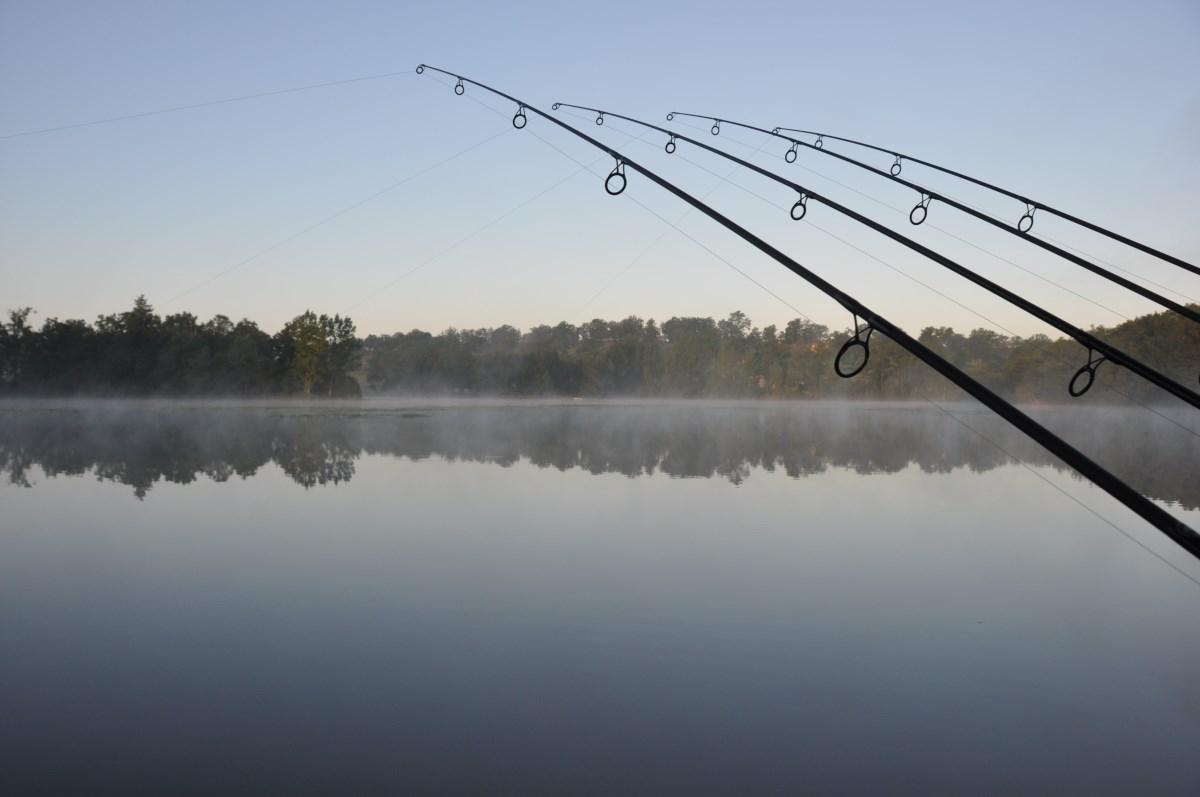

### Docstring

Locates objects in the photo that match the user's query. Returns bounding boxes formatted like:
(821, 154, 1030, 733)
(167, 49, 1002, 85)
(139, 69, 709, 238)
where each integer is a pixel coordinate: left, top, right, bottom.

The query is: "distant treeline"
(365, 309, 1199, 403)
(0, 297, 361, 397)
(2, 299, 1197, 401)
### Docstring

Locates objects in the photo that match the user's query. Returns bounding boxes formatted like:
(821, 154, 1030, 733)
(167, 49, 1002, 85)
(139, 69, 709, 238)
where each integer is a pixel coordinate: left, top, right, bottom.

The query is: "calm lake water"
(2, 399, 1199, 794)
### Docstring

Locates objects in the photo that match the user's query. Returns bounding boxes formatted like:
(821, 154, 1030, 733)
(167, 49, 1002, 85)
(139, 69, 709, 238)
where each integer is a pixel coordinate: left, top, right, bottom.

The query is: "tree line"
(0, 297, 361, 396)
(364, 308, 1199, 403)
(2, 298, 1196, 401)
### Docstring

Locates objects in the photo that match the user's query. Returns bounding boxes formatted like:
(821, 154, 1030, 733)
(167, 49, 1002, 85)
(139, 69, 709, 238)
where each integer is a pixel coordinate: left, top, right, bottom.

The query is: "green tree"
(662, 317, 719, 396)
(0, 308, 34, 388)
(279, 311, 328, 396)
(320, 314, 361, 396)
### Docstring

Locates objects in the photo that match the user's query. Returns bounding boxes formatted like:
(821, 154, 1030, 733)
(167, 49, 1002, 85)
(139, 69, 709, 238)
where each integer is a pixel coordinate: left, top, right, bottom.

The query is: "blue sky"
(2, 0, 1197, 337)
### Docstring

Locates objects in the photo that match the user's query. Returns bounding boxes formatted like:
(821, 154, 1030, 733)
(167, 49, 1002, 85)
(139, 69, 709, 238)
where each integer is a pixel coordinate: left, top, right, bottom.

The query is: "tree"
(279, 311, 328, 396)
(662, 317, 719, 396)
(320, 314, 361, 397)
(0, 308, 34, 388)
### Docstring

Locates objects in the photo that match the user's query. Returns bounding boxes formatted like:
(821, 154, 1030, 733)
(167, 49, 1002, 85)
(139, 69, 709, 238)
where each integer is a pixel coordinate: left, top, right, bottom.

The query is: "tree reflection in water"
(0, 400, 1196, 508)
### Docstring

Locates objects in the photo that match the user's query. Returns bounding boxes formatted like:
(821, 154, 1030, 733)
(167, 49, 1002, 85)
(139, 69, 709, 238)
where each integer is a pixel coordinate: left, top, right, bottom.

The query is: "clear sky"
(2, 0, 1198, 338)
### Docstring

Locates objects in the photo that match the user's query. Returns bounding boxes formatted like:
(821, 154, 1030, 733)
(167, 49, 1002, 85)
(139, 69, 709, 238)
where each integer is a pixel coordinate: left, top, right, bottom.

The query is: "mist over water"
(3, 399, 1198, 508)
(2, 399, 1198, 794)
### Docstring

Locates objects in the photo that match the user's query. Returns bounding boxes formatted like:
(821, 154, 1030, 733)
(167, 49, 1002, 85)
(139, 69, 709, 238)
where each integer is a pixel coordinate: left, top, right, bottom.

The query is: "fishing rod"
(668, 112, 1200, 324)
(764, 123, 1200, 279)
(414, 64, 1199, 556)
(553, 102, 1200, 408)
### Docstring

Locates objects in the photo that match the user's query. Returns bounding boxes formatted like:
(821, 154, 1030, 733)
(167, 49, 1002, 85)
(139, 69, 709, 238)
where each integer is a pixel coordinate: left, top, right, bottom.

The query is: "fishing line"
(558, 108, 774, 313)
(549, 109, 1200, 581)
(21, 120, 515, 396)
(695, 117, 1200, 320)
(438, 73, 776, 320)
(2, 69, 415, 139)
(904, 174, 1200, 304)
(166, 123, 513, 305)
(922, 396, 1200, 590)
(537, 109, 810, 319)
(347, 85, 658, 311)
(668, 117, 1134, 322)
(604, 117, 1199, 439)
(1038, 235, 1198, 305)
(415, 74, 684, 316)
(346, 147, 636, 312)
(555, 104, 1200, 409)
(658, 120, 1102, 340)
(594, 114, 1013, 326)
(656, 118, 1198, 407)
(417, 63, 1198, 556)
(767, 124, 1200, 278)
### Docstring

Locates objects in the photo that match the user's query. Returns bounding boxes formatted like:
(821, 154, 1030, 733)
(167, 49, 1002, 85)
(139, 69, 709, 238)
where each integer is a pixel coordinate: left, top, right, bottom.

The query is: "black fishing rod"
(554, 102, 1200, 408)
(414, 64, 1199, 556)
(765, 123, 1200, 279)
(668, 112, 1200, 325)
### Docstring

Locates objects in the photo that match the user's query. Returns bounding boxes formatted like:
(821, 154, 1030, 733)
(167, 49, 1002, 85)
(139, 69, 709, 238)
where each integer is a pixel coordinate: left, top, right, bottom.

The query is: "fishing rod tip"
(665, 112, 675, 121)
(552, 103, 561, 110)
(414, 64, 425, 74)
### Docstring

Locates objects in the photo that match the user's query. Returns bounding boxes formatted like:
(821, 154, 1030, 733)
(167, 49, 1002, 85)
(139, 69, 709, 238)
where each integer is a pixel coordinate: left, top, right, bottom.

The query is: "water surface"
(2, 400, 1198, 794)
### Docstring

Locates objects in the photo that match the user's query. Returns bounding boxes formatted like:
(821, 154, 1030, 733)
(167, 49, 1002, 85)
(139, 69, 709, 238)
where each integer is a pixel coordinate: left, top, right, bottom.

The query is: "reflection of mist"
(0, 401, 1196, 508)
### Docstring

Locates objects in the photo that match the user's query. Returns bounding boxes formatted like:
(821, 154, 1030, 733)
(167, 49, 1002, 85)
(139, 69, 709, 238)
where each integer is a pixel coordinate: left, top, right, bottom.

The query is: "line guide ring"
(595, 112, 605, 126)
(910, 193, 933, 225)
(1068, 349, 1108, 397)
(835, 315, 874, 378)
(785, 143, 798, 163)
(512, 105, 527, 129)
(711, 119, 721, 136)
(454, 78, 465, 96)
(605, 160, 627, 195)
(665, 135, 677, 154)
(790, 193, 809, 221)
(890, 155, 903, 177)
(1018, 203, 1037, 234)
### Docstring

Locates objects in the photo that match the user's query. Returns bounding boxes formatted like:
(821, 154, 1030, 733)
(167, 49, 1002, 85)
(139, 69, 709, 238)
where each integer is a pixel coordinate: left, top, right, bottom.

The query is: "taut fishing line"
(668, 117, 1137, 323)
(1, 69, 416, 139)
(554, 104, 1200, 408)
(167, 124, 512, 305)
(556, 109, 1200, 584)
(605, 116, 1199, 439)
(768, 124, 1200, 278)
(672, 112, 1200, 325)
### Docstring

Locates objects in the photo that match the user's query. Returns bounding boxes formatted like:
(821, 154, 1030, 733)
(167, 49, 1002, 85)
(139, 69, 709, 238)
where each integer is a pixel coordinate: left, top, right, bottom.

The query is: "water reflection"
(1, 400, 1197, 507)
